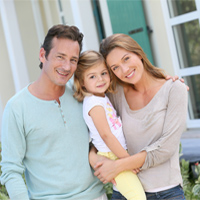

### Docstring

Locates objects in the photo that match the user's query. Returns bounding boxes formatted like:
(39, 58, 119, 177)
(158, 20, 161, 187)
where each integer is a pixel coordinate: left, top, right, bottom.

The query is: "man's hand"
(166, 75, 189, 91)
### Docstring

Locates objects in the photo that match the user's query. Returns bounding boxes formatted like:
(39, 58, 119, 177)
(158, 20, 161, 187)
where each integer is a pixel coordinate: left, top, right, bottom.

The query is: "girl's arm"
(89, 106, 129, 159)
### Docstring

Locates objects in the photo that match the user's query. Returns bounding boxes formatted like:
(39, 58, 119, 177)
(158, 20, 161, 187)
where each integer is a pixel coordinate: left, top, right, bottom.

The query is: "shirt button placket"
(58, 104, 66, 126)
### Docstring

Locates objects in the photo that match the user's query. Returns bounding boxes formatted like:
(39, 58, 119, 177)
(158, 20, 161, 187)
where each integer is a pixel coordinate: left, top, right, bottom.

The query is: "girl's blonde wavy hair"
(73, 50, 116, 102)
(100, 34, 166, 87)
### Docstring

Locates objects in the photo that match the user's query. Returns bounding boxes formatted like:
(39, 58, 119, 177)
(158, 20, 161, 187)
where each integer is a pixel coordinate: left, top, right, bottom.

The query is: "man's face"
(39, 37, 80, 87)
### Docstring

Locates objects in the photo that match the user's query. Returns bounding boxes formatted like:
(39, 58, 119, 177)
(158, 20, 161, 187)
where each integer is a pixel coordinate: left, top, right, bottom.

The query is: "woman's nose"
(121, 64, 129, 73)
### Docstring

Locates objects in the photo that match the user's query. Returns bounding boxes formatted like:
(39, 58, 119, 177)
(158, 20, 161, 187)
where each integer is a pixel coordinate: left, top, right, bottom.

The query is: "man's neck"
(28, 79, 66, 103)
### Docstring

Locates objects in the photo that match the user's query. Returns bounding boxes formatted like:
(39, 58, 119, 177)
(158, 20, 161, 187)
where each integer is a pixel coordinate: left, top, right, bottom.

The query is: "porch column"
(0, 0, 29, 92)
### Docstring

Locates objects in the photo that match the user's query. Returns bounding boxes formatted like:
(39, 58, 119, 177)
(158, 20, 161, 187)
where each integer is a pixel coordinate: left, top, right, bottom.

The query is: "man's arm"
(1, 102, 29, 200)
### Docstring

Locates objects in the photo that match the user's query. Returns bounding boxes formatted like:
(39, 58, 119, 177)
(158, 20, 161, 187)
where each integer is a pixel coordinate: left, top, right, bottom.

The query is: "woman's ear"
(138, 55, 142, 60)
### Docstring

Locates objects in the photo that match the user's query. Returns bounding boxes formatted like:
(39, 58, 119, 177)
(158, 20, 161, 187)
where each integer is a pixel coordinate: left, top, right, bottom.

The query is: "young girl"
(73, 50, 146, 200)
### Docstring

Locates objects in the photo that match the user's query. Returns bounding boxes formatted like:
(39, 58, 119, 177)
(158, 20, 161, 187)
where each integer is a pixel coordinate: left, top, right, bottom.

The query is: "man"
(0, 24, 106, 200)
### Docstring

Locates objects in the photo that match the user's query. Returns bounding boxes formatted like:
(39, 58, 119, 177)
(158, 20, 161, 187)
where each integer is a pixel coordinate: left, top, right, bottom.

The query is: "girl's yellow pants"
(98, 151, 146, 200)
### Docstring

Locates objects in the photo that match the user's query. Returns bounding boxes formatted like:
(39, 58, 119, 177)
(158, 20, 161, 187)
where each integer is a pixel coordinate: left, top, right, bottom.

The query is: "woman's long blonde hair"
(100, 34, 166, 86)
(73, 50, 116, 102)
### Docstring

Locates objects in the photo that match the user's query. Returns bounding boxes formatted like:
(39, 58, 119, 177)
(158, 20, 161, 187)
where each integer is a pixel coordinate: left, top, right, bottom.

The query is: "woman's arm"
(93, 81, 188, 183)
(140, 81, 188, 169)
(89, 106, 129, 158)
(94, 150, 147, 183)
(89, 145, 109, 169)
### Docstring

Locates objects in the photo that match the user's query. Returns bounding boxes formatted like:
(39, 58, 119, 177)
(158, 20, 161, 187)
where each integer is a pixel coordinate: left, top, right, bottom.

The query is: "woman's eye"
(124, 57, 129, 61)
(112, 66, 118, 71)
(102, 72, 107, 75)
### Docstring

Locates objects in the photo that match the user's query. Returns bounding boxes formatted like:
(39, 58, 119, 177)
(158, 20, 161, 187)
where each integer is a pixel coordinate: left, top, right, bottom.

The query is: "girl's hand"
(165, 75, 189, 91)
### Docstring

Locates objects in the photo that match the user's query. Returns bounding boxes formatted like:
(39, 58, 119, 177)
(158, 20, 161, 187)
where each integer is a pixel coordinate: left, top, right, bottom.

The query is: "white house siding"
(0, 0, 185, 137)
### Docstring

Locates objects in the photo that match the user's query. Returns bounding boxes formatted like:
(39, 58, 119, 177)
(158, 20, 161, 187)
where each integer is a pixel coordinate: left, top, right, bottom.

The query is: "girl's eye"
(90, 75, 95, 79)
(102, 72, 107, 75)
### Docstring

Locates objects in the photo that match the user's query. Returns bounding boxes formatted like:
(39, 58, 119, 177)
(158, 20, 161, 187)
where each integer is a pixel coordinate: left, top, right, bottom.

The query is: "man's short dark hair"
(39, 24, 84, 69)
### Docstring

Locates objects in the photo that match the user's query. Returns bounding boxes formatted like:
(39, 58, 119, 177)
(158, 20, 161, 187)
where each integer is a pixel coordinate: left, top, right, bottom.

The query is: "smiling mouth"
(97, 83, 106, 88)
(57, 70, 69, 76)
(126, 70, 135, 78)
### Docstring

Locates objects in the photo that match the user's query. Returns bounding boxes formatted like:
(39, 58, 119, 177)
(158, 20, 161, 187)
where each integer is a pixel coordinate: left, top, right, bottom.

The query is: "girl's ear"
(81, 79, 85, 87)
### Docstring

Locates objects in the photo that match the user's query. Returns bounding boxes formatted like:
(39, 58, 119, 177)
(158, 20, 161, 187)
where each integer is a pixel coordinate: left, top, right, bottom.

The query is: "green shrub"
(0, 192, 9, 200)
(0, 144, 9, 199)
(180, 159, 200, 200)
(104, 183, 113, 200)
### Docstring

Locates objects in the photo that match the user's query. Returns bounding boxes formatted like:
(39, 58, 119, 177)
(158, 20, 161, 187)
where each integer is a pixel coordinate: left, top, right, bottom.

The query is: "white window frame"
(161, 0, 200, 128)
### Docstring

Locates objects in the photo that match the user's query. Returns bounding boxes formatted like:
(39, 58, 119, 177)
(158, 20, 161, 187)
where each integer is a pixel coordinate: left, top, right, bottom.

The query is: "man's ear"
(39, 48, 46, 63)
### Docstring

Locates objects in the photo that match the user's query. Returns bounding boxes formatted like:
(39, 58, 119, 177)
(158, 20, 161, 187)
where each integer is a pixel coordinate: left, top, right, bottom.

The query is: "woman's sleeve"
(141, 81, 188, 170)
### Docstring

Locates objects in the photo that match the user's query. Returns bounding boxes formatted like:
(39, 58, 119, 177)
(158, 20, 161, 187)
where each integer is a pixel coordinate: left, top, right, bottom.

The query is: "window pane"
(172, 19, 200, 69)
(184, 74, 200, 119)
(167, 0, 196, 17)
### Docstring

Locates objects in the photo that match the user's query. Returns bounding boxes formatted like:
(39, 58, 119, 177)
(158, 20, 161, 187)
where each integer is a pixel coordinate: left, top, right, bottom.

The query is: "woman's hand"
(132, 168, 140, 174)
(94, 159, 120, 184)
(165, 75, 189, 90)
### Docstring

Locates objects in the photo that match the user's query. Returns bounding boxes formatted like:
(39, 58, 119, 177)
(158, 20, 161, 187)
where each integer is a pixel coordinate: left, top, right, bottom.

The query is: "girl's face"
(106, 47, 144, 85)
(83, 63, 110, 97)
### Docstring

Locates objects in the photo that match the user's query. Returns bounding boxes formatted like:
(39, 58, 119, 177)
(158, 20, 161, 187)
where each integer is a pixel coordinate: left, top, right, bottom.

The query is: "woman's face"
(106, 47, 144, 85)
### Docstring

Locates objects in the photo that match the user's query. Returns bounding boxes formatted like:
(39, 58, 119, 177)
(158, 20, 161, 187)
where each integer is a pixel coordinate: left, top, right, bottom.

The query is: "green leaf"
(192, 184, 200, 196)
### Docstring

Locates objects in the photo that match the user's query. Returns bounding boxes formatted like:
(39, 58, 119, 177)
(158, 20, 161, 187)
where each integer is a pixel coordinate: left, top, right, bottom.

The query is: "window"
(162, 0, 200, 128)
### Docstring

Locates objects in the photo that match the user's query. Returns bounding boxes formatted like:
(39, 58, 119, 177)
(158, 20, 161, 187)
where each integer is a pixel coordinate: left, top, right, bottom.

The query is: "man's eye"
(71, 59, 78, 63)
(57, 56, 63, 60)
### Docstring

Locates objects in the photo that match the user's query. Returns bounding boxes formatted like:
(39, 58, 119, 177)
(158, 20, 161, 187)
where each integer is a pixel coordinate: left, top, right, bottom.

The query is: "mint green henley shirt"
(1, 85, 104, 200)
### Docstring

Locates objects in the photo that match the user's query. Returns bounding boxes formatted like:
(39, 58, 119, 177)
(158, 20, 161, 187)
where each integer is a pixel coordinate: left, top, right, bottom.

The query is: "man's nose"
(63, 60, 71, 71)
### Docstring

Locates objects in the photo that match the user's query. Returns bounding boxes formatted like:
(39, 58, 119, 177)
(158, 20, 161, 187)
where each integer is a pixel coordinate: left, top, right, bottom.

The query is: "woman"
(89, 34, 188, 200)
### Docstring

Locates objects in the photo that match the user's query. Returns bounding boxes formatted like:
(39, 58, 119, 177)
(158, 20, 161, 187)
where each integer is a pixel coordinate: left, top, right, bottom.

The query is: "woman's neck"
(132, 73, 158, 94)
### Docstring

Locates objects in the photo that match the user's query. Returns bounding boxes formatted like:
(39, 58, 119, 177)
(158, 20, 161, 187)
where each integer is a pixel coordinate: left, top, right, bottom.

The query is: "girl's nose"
(98, 75, 103, 81)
